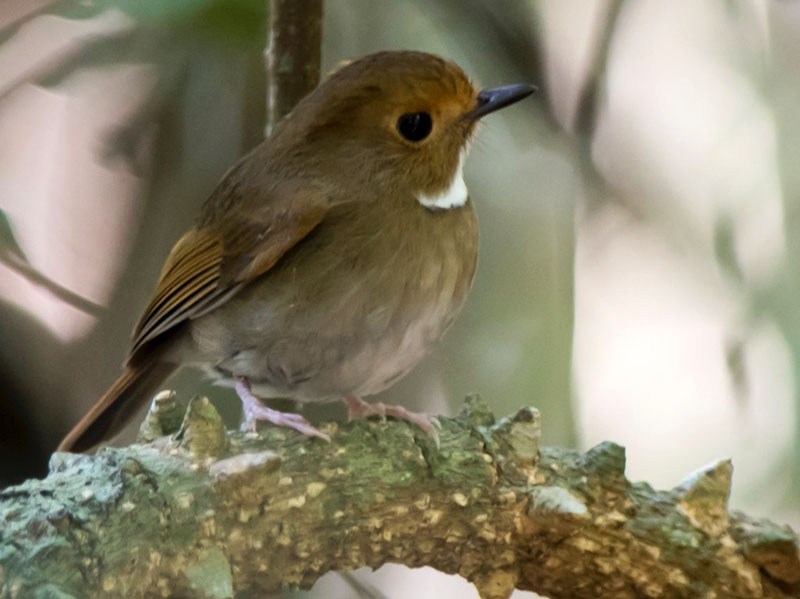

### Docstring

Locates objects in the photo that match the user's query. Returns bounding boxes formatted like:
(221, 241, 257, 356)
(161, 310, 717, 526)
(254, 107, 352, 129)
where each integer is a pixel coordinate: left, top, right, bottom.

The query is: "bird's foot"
(345, 396, 440, 442)
(235, 377, 330, 441)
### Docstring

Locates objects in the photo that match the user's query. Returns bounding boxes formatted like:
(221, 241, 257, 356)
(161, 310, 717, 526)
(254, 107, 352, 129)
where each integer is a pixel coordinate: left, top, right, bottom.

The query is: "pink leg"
(235, 377, 330, 441)
(346, 396, 440, 439)
(346, 396, 386, 421)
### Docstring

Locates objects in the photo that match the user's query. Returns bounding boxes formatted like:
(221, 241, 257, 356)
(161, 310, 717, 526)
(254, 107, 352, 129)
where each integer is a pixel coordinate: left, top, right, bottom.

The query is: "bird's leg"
(345, 396, 440, 440)
(235, 377, 330, 441)
(345, 396, 386, 421)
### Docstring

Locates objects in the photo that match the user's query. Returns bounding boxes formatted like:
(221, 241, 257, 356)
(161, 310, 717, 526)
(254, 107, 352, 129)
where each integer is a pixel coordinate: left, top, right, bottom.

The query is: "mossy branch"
(1, 395, 798, 599)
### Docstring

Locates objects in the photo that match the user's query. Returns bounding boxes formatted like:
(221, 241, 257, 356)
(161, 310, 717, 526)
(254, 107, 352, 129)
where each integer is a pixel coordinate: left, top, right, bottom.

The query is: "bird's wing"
(127, 184, 329, 358)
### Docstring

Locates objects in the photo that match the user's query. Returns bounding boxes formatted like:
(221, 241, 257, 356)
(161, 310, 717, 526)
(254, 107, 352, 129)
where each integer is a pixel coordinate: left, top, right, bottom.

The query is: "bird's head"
(271, 50, 535, 209)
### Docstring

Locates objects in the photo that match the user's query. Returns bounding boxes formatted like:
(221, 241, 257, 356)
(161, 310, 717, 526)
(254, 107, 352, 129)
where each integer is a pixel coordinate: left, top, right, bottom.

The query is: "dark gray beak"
(467, 83, 537, 119)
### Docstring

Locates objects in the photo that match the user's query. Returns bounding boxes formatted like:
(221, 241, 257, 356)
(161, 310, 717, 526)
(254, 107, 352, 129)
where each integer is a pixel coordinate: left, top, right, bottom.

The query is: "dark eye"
(397, 112, 432, 142)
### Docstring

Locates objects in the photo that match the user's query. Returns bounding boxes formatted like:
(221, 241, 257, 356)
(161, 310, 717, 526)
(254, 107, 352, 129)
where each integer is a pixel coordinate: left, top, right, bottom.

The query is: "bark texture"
(264, 0, 323, 134)
(0, 395, 798, 599)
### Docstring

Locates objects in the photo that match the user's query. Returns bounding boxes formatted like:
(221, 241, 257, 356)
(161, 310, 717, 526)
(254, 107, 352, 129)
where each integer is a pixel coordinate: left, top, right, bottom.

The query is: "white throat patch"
(418, 149, 469, 210)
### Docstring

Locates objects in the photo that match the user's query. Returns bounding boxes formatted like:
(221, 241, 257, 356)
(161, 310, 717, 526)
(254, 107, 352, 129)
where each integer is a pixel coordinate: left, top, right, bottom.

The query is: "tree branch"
(264, 0, 322, 135)
(0, 395, 797, 599)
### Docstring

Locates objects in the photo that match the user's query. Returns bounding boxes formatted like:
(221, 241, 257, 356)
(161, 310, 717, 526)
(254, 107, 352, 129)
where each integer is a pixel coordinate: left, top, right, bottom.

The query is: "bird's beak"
(466, 83, 537, 119)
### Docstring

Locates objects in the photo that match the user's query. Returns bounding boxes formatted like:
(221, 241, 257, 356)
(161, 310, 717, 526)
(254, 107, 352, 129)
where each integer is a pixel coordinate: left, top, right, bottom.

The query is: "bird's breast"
(186, 196, 479, 400)
(343, 200, 479, 396)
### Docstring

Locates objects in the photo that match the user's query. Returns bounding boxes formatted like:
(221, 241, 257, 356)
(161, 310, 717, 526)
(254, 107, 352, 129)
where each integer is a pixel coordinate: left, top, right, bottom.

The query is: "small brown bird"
(58, 50, 535, 452)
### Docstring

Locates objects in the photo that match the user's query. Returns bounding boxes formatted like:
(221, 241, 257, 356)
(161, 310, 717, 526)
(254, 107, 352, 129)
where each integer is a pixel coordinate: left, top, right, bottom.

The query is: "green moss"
(186, 548, 233, 598)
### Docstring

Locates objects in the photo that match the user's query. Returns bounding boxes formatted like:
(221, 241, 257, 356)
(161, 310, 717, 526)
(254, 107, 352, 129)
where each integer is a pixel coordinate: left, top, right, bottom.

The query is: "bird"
(58, 50, 535, 453)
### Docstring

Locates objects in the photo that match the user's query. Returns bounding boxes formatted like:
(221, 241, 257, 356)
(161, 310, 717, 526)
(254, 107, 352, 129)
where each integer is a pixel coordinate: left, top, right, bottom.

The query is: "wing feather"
(126, 185, 329, 361)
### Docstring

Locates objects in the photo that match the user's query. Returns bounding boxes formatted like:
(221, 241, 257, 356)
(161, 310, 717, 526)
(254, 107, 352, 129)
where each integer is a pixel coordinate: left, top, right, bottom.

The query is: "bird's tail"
(57, 356, 177, 453)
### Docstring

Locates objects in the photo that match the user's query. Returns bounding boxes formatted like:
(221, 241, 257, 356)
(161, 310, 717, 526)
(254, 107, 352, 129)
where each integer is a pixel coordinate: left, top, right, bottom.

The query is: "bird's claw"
(345, 396, 440, 445)
(236, 377, 330, 441)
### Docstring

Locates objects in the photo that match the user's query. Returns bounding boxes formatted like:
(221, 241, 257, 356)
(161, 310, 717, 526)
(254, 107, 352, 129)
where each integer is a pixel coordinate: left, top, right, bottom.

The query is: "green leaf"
(190, 0, 265, 46)
(54, 0, 265, 46)
(0, 209, 27, 262)
(59, 0, 220, 24)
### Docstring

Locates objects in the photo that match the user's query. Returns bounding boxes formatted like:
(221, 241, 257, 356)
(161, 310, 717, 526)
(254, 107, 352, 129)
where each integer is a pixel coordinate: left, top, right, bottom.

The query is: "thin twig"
(264, 0, 322, 136)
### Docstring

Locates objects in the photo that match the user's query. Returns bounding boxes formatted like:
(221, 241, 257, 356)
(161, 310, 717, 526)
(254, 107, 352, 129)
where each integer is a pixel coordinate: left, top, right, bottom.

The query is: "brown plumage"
(58, 50, 535, 452)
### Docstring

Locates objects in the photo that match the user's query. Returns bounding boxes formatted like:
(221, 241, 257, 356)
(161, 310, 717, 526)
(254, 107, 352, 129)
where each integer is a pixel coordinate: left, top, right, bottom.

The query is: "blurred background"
(0, 0, 798, 597)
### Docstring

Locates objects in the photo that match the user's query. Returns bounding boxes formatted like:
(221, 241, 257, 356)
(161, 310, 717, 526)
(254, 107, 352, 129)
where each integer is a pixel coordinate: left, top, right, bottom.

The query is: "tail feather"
(58, 358, 177, 453)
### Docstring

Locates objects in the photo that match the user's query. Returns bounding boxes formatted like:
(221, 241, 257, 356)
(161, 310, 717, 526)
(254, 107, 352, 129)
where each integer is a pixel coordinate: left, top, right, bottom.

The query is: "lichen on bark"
(0, 395, 798, 599)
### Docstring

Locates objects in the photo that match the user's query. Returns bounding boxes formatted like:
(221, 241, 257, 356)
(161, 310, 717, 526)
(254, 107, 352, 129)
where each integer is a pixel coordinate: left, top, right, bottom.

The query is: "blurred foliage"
(59, 0, 264, 40)
(0, 208, 26, 263)
(0, 0, 269, 485)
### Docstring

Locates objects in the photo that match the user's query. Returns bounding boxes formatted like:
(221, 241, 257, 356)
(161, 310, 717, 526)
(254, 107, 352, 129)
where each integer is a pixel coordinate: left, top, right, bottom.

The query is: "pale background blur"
(0, 1, 798, 598)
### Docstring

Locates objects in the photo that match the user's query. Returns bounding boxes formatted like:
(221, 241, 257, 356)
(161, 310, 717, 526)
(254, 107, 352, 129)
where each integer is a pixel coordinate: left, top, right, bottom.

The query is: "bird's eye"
(397, 112, 432, 142)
